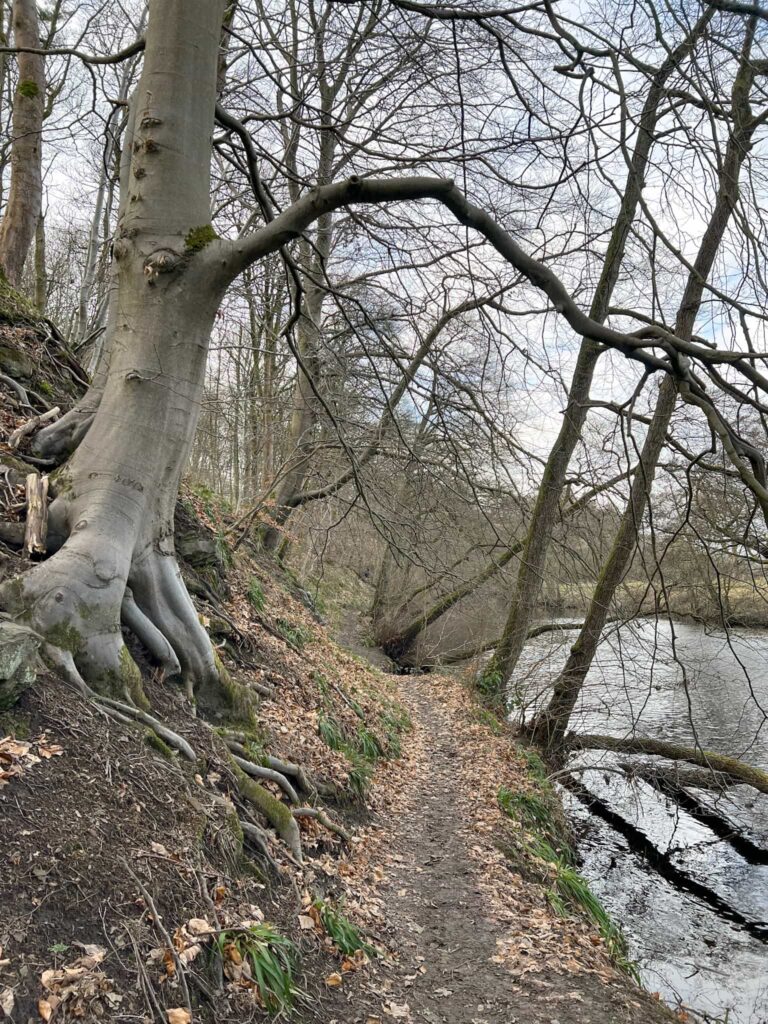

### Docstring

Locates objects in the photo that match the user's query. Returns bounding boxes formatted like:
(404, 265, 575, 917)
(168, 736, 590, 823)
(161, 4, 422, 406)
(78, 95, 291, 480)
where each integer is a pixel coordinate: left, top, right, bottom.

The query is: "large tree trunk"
(527, 22, 759, 749)
(0, 0, 232, 706)
(481, 13, 712, 693)
(0, 0, 44, 286)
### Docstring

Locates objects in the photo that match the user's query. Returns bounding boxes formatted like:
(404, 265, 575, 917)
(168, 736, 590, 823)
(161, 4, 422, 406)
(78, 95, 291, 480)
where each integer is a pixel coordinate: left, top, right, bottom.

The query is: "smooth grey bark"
(482, 12, 712, 691)
(0, 0, 231, 703)
(528, 21, 760, 748)
(0, 0, 44, 286)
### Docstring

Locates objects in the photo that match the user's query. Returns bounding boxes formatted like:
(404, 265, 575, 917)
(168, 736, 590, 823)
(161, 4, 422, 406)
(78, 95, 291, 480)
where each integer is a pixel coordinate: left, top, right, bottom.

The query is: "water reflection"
(518, 618, 768, 1023)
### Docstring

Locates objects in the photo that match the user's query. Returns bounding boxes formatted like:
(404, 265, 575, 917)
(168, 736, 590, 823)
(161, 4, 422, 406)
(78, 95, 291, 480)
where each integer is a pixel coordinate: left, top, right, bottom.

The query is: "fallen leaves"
(325, 972, 343, 988)
(37, 945, 120, 1021)
(382, 1000, 411, 1019)
(0, 732, 62, 788)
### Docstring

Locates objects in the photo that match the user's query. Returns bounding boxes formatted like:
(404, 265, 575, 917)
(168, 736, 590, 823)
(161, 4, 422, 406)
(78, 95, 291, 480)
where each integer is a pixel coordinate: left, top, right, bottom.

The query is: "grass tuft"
(215, 923, 300, 1014)
(247, 577, 266, 612)
(314, 899, 375, 957)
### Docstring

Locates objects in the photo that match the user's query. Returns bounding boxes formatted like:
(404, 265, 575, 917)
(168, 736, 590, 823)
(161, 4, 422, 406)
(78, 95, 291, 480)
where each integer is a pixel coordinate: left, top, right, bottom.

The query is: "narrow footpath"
(323, 676, 675, 1024)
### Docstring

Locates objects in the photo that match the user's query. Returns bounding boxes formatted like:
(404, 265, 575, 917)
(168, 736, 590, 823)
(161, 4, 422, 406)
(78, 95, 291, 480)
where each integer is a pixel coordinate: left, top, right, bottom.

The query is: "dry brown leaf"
(187, 918, 214, 937)
(325, 972, 343, 988)
(166, 1010, 191, 1024)
(37, 998, 53, 1022)
(37, 742, 63, 758)
(382, 1001, 410, 1019)
(0, 988, 13, 1017)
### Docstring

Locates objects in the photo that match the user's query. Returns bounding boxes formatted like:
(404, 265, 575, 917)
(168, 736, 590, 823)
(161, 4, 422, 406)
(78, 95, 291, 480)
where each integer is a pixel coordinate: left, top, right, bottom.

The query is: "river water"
(516, 618, 768, 1023)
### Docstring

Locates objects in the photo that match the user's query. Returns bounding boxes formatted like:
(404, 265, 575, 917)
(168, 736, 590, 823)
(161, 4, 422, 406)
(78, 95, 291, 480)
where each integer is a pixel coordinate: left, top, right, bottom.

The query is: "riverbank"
(0, 513, 675, 1022)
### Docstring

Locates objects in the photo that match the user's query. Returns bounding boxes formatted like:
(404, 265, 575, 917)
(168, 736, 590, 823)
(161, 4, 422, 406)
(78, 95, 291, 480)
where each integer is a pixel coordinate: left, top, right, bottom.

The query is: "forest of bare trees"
(1, 0, 768, 1019)
(0, 0, 765, 744)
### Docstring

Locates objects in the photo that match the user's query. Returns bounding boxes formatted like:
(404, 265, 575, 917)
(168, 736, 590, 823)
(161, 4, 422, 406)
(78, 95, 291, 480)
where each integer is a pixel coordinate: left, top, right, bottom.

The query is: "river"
(516, 618, 768, 1023)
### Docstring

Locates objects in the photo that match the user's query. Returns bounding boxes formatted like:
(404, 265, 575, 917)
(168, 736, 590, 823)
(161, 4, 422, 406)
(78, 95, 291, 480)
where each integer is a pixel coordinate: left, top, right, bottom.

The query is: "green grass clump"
(318, 713, 346, 752)
(247, 577, 266, 612)
(499, 783, 636, 978)
(314, 899, 375, 957)
(215, 924, 300, 1014)
(546, 858, 638, 979)
(277, 619, 313, 650)
(380, 705, 411, 757)
(317, 714, 378, 797)
(346, 751, 374, 797)
(356, 725, 382, 761)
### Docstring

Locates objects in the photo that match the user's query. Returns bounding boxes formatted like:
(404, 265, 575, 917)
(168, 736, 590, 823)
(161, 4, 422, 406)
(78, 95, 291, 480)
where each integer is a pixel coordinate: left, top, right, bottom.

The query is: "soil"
(322, 677, 676, 1024)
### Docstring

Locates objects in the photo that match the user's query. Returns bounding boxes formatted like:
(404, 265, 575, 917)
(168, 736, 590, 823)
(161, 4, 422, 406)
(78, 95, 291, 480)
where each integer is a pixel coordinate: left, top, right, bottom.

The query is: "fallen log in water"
(570, 733, 768, 795)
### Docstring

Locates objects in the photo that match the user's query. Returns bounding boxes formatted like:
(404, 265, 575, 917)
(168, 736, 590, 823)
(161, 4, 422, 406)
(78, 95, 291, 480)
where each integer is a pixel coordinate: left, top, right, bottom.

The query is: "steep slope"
(0, 303, 674, 1024)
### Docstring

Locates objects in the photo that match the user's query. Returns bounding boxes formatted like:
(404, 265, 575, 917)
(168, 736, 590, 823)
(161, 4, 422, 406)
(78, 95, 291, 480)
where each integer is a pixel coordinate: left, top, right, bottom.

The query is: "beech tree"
(2, 0, 768, 727)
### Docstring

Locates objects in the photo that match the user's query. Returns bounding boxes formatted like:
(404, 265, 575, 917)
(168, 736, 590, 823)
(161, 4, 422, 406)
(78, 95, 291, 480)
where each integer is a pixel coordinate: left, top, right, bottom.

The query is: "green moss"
(145, 730, 174, 759)
(118, 645, 149, 708)
(18, 79, 40, 98)
(212, 656, 258, 727)
(49, 467, 74, 498)
(44, 623, 82, 655)
(238, 772, 294, 832)
(0, 275, 39, 323)
(0, 694, 32, 731)
(184, 224, 219, 252)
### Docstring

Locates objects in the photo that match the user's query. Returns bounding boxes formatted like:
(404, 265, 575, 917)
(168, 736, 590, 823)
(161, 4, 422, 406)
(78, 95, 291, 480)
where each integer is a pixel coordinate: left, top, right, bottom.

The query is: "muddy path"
(324, 676, 673, 1024)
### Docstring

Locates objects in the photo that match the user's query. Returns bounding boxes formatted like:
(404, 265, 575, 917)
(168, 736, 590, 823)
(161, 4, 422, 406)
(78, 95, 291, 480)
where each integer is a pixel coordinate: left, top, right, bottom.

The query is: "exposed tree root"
(33, 398, 99, 460)
(224, 737, 336, 799)
(121, 586, 182, 680)
(293, 806, 350, 843)
(570, 734, 768, 794)
(97, 695, 197, 761)
(230, 752, 300, 804)
(231, 761, 304, 864)
(264, 754, 319, 796)
(239, 819, 279, 870)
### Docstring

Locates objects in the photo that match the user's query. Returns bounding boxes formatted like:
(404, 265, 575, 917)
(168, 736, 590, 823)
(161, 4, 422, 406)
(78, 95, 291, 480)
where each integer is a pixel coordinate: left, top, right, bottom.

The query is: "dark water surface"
(517, 619, 768, 1023)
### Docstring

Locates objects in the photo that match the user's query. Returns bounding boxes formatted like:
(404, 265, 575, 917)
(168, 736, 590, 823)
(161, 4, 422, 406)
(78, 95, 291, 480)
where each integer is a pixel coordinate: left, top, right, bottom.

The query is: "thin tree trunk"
(528, 22, 759, 747)
(483, 12, 712, 689)
(0, 0, 44, 286)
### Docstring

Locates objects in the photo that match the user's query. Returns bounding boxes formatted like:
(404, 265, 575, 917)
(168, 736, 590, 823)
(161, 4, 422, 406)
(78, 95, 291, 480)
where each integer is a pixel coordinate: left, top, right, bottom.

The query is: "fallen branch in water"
(570, 733, 768, 794)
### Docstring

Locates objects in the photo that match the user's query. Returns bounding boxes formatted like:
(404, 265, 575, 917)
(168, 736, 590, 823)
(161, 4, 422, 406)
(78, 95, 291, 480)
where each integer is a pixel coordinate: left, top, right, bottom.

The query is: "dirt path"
(325, 677, 673, 1024)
